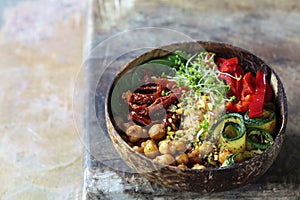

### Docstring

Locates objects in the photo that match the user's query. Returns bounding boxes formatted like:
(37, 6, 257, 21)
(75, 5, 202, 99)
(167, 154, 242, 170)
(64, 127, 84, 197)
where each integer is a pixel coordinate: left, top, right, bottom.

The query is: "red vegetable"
(226, 94, 252, 113)
(217, 57, 272, 117)
(234, 67, 244, 101)
(217, 57, 239, 73)
(226, 101, 237, 113)
(217, 57, 244, 101)
(248, 71, 266, 118)
(241, 72, 255, 99)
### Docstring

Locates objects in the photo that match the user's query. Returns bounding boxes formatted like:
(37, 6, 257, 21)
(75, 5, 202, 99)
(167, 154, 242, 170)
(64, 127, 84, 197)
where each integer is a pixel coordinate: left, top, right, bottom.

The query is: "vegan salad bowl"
(104, 41, 287, 192)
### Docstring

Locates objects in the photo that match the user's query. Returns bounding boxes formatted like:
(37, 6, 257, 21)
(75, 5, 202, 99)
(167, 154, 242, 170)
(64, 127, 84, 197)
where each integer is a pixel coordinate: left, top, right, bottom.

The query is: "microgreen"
(169, 51, 229, 103)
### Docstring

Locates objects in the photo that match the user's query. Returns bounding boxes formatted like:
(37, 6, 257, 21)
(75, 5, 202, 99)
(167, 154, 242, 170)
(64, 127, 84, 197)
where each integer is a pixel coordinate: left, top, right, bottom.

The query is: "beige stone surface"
(0, 0, 85, 199)
(84, 0, 300, 199)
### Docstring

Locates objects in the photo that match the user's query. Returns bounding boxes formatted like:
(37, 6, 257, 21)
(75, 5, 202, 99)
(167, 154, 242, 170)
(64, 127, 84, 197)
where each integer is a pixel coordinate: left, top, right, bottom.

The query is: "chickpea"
(154, 154, 175, 165)
(132, 146, 143, 153)
(172, 140, 187, 153)
(136, 138, 147, 147)
(218, 149, 232, 165)
(143, 140, 159, 159)
(140, 141, 147, 150)
(158, 139, 176, 155)
(192, 164, 206, 170)
(188, 149, 202, 165)
(128, 136, 139, 143)
(126, 125, 143, 143)
(158, 140, 171, 154)
(175, 153, 189, 165)
(149, 124, 165, 140)
(169, 143, 177, 155)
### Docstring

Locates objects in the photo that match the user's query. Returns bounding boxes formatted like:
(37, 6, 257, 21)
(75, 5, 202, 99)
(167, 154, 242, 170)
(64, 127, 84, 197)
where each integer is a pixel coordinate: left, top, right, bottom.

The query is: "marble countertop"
(83, 0, 300, 199)
(0, 0, 84, 199)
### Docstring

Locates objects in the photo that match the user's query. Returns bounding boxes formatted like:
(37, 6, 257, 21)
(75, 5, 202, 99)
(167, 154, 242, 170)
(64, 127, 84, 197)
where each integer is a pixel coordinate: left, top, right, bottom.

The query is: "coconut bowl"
(105, 41, 287, 192)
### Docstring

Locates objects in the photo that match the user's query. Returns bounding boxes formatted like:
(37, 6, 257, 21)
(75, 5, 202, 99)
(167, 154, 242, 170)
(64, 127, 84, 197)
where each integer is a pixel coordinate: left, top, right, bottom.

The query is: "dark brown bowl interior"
(105, 41, 288, 192)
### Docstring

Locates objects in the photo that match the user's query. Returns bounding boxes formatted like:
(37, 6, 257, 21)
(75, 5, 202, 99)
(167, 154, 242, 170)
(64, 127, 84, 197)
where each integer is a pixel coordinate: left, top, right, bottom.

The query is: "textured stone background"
(84, 0, 300, 199)
(0, 0, 84, 199)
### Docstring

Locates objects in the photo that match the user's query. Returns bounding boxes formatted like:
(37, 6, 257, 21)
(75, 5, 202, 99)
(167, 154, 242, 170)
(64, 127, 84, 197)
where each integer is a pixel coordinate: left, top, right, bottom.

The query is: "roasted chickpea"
(140, 141, 147, 150)
(188, 149, 202, 165)
(128, 136, 139, 143)
(169, 142, 177, 155)
(172, 140, 187, 153)
(143, 140, 159, 158)
(136, 138, 147, 147)
(126, 125, 143, 142)
(192, 164, 206, 170)
(132, 146, 143, 153)
(154, 154, 175, 165)
(218, 149, 232, 165)
(158, 139, 176, 155)
(149, 124, 165, 140)
(175, 153, 189, 165)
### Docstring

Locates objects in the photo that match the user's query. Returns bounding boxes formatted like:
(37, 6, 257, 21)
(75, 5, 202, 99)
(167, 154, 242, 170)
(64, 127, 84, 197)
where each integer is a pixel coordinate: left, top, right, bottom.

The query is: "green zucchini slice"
(222, 149, 262, 167)
(246, 128, 274, 150)
(210, 113, 246, 153)
(244, 103, 276, 134)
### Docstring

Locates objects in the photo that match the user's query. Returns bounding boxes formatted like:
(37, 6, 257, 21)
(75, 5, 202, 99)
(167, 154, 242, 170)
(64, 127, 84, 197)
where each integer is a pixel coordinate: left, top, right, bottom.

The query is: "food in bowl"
(111, 49, 277, 169)
(105, 42, 287, 192)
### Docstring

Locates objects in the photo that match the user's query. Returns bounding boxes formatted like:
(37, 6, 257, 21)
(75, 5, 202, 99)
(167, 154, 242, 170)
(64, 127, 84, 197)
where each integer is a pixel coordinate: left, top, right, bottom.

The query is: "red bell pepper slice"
(226, 101, 237, 113)
(226, 94, 252, 113)
(217, 57, 271, 117)
(241, 72, 255, 99)
(217, 57, 244, 101)
(248, 71, 266, 118)
(217, 57, 239, 73)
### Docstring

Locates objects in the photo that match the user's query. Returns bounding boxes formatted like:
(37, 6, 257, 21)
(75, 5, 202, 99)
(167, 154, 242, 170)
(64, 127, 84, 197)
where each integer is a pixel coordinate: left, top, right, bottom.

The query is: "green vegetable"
(148, 50, 189, 71)
(223, 153, 237, 167)
(175, 52, 228, 92)
(210, 113, 246, 153)
(246, 128, 274, 150)
(244, 103, 276, 134)
(222, 149, 262, 167)
(148, 59, 175, 66)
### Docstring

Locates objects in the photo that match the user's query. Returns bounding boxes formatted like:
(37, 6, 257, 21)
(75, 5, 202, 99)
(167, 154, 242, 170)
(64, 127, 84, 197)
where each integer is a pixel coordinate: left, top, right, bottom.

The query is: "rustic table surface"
(81, 0, 300, 199)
